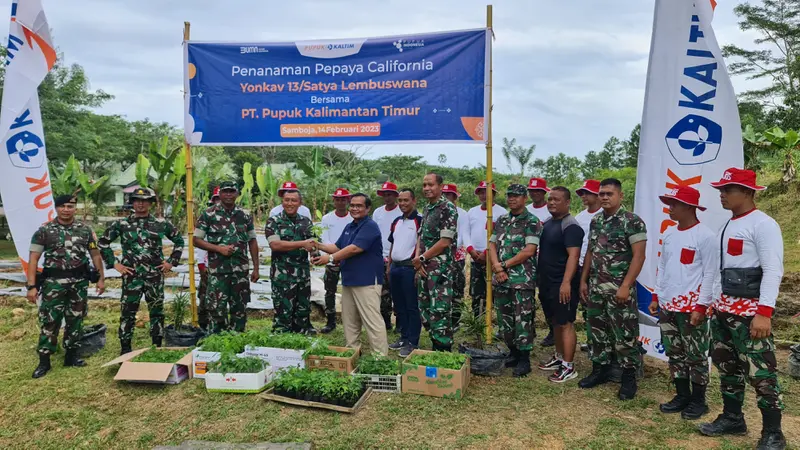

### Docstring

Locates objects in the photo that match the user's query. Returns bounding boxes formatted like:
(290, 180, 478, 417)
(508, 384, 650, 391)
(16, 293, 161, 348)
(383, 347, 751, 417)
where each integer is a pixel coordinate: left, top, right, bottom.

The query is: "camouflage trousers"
(198, 265, 209, 329)
(711, 311, 784, 410)
(587, 286, 641, 369)
(418, 261, 454, 347)
(495, 287, 534, 351)
(38, 280, 88, 355)
(452, 260, 466, 326)
(207, 272, 250, 334)
(323, 264, 341, 316)
(469, 260, 487, 317)
(658, 310, 710, 385)
(272, 265, 311, 333)
(380, 260, 392, 323)
(119, 273, 165, 342)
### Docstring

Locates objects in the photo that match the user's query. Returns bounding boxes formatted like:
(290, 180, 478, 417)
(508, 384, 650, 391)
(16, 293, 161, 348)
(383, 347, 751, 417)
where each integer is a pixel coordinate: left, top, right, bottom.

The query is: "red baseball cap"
(332, 188, 351, 198)
(377, 181, 399, 196)
(575, 179, 600, 196)
(474, 181, 497, 194)
(442, 183, 460, 197)
(710, 167, 766, 191)
(659, 186, 707, 211)
(528, 177, 550, 192)
(278, 181, 300, 197)
(211, 186, 220, 198)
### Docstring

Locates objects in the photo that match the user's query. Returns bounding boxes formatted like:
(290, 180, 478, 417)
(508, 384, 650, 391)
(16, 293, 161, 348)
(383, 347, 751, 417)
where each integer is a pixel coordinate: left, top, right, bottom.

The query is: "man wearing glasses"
(314, 193, 388, 355)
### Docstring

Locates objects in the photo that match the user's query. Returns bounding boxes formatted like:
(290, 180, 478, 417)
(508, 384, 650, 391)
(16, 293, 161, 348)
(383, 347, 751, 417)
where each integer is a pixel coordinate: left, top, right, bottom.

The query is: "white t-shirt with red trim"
(373, 205, 403, 258)
(467, 204, 508, 253)
(527, 203, 552, 223)
(575, 207, 602, 267)
(321, 210, 353, 245)
(696, 209, 784, 318)
(654, 222, 717, 313)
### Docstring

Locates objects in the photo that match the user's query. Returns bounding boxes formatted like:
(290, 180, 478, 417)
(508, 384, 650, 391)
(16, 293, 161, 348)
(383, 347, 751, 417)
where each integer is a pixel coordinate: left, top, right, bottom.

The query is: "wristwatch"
(26, 285, 36, 290)
(419, 255, 427, 263)
(327, 254, 336, 266)
(500, 261, 507, 271)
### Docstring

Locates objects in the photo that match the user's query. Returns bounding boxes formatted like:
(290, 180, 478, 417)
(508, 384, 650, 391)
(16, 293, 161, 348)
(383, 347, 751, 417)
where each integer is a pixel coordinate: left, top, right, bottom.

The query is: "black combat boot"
(660, 378, 691, 413)
(698, 397, 747, 436)
(63, 349, 86, 367)
(578, 363, 611, 389)
(756, 409, 786, 450)
(384, 315, 393, 332)
(505, 345, 520, 368)
(320, 314, 336, 334)
(431, 341, 452, 352)
(152, 336, 163, 348)
(681, 382, 709, 420)
(618, 367, 638, 400)
(513, 351, 531, 377)
(540, 327, 555, 347)
(32, 353, 51, 378)
(120, 340, 132, 356)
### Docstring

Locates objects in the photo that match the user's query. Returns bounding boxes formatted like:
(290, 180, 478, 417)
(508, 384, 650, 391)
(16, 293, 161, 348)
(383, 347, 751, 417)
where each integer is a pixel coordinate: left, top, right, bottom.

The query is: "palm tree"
(501, 137, 535, 176)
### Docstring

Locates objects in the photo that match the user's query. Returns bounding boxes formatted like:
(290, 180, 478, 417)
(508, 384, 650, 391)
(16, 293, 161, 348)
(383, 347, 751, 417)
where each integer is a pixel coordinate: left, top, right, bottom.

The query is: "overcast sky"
(1, 0, 766, 171)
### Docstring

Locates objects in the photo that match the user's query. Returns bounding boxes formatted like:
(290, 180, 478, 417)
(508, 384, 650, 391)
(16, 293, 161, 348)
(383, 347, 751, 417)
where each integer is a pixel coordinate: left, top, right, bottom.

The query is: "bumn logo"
(5, 110, 46, 169)
(665, 114, 722, 166)
(654, 340, 665, 354)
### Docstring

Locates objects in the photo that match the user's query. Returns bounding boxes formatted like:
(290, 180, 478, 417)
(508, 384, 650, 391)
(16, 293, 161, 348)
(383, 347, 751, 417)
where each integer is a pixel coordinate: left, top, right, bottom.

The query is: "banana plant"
(295, 147, 330, 213)
(135, 137, 185, 217)
(76, 172, 109, 221)
(238, 162, 254, 209)
(50, 154, 81, 196)
(256, 165, 279, 216)
(744, 126, 800, 183)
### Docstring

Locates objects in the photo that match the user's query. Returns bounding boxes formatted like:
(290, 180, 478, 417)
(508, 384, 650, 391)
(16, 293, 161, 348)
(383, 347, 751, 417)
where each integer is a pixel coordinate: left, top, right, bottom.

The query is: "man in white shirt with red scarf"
(694, 168, 785, 449)
(648, 186, 715, 421)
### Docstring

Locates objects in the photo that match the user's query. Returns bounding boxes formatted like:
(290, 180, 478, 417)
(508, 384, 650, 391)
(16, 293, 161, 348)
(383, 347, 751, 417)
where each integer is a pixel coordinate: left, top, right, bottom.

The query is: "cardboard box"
(259, 387, 372, 414)
(243, 345, 305, 370)
(304, 345, 360, 374)
(401, 349, 470, 399)
(205, 366, 274, 393)
(191, 349, 220, 379)
(101, 347, 193, 384)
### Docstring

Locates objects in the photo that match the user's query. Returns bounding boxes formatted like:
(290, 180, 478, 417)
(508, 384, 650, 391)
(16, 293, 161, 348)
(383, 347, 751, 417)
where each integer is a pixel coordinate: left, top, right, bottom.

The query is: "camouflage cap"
(219, 180, 239, 192)
(507, 183, 527, 196)
(130, 187, 156, 201)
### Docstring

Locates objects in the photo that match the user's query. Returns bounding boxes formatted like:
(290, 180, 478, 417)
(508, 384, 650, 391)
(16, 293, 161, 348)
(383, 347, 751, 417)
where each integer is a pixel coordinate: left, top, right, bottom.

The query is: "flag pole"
(484, 4, 494, 344)
(183, 21, 198, 326)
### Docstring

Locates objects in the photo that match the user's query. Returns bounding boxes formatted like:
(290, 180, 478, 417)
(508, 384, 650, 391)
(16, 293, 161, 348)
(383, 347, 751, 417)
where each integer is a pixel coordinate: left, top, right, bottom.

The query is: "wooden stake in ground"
(183, 21, 198, 326)
(485, 4, 494, 344)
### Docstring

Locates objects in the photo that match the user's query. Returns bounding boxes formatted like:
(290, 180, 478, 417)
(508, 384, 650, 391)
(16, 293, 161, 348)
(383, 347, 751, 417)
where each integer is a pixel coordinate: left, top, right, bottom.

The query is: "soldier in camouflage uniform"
(488, 184, 542, 377)
(413, 173, 458, 351)
(193, 181, 260, 334)
(98, 188, 185, 355)
(579, 178, 647, 400)
(265, 190, 317, 334)
(27, 195, 106, 378)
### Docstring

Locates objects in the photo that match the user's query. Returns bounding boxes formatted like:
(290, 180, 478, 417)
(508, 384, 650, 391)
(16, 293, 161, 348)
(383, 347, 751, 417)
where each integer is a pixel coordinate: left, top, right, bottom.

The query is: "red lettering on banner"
(637, 336, 651, 345)
(33, 191, 52, 209)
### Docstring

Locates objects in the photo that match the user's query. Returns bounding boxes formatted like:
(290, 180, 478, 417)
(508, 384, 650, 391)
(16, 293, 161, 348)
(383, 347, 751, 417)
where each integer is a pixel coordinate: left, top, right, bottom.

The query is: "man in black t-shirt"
(536, 186, 584, 383)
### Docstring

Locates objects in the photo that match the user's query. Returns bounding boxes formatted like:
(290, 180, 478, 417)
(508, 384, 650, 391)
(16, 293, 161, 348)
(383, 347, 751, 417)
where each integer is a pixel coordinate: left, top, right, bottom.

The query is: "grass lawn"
(0, 240, 19, 260)
(0, 297, 798, 449)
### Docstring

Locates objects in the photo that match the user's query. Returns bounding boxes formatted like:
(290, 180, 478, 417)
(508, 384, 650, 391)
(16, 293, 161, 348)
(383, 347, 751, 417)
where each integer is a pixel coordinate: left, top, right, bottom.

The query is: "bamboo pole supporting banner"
(183, 21, 198, 326)
(484, 4, 494, 344)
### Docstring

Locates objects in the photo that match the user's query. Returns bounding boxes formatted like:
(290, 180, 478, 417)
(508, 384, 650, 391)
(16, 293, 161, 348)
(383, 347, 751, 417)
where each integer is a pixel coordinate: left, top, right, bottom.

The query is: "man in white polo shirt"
(695, 168, 786, 449)
(648, 186, 715, 420)
(270, 181, 312, 219)
(443, 183, 470, 327)
(373, 181, 403, 330)
(467, 181, 507, 317)
(319, 188, 353, 334)
(387, 188, 422, 357)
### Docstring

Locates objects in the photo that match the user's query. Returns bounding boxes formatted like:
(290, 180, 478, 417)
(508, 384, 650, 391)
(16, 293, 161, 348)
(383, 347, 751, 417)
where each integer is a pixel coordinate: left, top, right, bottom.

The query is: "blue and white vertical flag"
(0, 0, 58, 268)
(634, 0, 744, 360)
